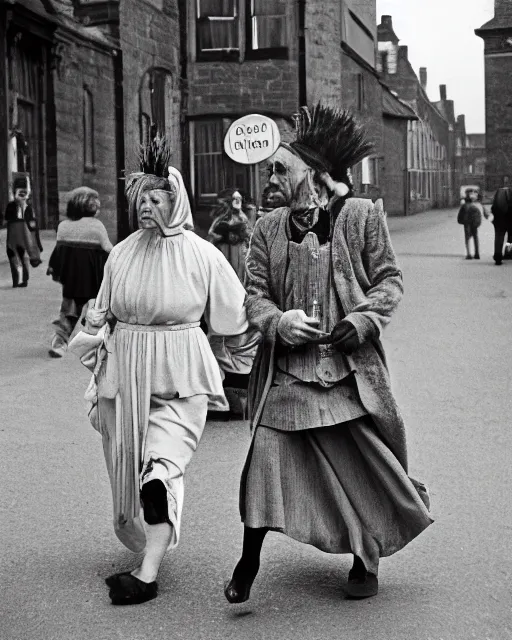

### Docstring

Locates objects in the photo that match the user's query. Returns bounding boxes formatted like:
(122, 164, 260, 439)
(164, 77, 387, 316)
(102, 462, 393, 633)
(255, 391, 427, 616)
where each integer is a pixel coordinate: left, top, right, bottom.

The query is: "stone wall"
(483, 53, 512, 190)
(305, 0, 343, 106)
(120, 0, 182, 176)
(53, 40, 117, 240)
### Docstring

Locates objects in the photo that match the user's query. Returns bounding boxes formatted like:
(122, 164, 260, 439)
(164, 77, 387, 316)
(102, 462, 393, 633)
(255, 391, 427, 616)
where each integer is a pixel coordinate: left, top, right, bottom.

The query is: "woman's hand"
(277, 309, 330, 346)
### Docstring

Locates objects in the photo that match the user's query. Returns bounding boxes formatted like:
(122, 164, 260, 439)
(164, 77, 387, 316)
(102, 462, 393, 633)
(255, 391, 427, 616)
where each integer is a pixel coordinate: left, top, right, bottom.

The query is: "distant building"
(0, 0, 183, 241)
(454, 114, 486, 193)
(185, 0, 392, 231)
(378, 15, 457, 213)
(476, 0, 512, 191)
(381, 84, 418, 216)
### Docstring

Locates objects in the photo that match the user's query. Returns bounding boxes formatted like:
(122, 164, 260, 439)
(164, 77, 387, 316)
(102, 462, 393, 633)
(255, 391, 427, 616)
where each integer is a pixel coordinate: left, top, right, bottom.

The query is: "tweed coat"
(245, 197, 410, 471)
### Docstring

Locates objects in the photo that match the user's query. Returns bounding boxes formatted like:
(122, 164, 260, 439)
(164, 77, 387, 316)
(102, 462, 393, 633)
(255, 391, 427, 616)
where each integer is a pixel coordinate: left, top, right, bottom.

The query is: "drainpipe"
(298, 0, 307, 107)
(113, 47, 128, 240)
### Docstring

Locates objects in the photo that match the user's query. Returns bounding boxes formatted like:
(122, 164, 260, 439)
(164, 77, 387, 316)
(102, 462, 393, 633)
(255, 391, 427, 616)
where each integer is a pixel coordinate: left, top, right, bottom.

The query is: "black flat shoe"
(345, 572, 378, 599)
(224, 577, 252, 604)
(109, 574, 158, 606)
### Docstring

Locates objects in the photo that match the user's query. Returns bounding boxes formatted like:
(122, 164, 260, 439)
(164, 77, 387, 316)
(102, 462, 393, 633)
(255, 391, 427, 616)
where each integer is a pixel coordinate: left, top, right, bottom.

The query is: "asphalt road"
(1, 209, 511, 640)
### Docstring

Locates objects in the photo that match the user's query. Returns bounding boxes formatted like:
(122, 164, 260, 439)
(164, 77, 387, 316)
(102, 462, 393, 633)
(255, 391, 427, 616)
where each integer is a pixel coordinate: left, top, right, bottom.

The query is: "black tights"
(232, 526, 268, 579)
(140, 479, 170, 526)
(231, 527, 367, 583)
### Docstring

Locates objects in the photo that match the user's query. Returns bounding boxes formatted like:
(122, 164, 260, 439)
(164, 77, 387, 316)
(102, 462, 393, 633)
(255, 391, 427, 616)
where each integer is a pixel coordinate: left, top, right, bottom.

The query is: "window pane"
(198, 0, 235, 17)
(194, 120, 254, 202)
(198, 18, 237, 50)
(251, 0, 286, 49)
(195, 121, 224, 198)
(252, 15, 286, 49)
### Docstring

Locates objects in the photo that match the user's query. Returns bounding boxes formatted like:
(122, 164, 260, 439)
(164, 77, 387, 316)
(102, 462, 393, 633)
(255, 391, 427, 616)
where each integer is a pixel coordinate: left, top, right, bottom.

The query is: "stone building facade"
(476, 0, 512, 191)
(184, 0, 410, 231)
(0, 0, 182, 242)
(378, 15, 456, 213)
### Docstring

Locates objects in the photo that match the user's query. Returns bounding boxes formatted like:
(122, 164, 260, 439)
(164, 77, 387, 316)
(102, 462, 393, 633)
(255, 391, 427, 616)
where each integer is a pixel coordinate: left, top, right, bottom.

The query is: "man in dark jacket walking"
(491, 176, 512, 265)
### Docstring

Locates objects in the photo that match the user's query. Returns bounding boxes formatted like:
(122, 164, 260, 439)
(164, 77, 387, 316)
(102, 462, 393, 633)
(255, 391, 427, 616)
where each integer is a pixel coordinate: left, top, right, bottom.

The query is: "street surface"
(1, 209, 511, 640)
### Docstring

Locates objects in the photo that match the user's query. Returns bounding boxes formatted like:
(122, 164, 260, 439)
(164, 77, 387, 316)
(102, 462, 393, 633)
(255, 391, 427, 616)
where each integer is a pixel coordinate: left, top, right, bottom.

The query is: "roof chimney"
(495, 0, 512, 17)
(439, 84, 447, 101)
(419, 67, 427, 91)
(399, 45, 408, 59)
(382, 15, 393, 28)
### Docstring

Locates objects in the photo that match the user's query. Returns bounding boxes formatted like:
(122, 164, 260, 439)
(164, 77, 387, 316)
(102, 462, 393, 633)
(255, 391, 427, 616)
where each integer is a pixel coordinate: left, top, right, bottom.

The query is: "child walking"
(47, 187, 112, 358)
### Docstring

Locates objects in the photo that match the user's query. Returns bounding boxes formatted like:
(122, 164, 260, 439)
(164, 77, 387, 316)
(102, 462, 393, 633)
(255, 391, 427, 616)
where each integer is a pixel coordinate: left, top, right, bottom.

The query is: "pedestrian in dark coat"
(457, 188, 487, 260)
(0, 175, 42, 287)
(490, 176, 512, 265)
(47, 187, 112, 357)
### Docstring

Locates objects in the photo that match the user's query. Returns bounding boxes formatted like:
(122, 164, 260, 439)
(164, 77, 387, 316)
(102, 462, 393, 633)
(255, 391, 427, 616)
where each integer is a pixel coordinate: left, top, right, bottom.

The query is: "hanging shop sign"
(224, 114, 281, 165)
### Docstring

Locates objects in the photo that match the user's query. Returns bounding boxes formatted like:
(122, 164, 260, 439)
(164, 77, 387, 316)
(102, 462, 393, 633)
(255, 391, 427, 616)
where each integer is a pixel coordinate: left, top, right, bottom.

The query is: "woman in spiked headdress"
(69, 137, 249, 606)
(224, 105, 433, 603)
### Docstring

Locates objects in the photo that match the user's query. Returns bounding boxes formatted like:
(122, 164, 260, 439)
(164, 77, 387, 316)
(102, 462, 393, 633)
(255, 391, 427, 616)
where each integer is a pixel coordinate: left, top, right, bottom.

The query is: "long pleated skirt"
(240, 417, 433, 575)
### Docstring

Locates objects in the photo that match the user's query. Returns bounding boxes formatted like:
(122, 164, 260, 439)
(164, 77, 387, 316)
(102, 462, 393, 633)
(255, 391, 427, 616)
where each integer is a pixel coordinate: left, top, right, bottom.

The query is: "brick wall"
(53, 41, 118, 241)
(120, 0, 182, 175)
(189, 60, 299, 117)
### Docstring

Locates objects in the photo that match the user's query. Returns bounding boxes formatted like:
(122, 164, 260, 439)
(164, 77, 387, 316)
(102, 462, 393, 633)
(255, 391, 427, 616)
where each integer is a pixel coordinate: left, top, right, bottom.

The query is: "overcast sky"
(376, 0, 495, 133)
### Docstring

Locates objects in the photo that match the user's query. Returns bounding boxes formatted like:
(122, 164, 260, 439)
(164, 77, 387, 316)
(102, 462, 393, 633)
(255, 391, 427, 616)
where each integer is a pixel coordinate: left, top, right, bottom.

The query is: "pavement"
(1, 208, 511, 640)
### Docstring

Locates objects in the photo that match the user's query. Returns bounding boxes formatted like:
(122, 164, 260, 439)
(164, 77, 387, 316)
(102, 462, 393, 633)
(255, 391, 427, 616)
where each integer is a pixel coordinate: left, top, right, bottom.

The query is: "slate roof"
(382, 88, 418, 120)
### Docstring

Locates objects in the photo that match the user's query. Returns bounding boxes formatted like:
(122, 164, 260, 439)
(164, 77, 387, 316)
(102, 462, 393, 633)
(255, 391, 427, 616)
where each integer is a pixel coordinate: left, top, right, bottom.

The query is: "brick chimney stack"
(495, 0, 512, 19)
(440, 84, 447, 101)
(419, 67, 427, 91)
(382, 15, 393, 27)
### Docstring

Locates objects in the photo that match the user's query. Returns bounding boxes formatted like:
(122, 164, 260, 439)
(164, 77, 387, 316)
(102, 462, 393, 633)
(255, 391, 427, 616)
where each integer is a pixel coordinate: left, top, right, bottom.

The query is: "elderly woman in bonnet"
(69, 137, 248, 605)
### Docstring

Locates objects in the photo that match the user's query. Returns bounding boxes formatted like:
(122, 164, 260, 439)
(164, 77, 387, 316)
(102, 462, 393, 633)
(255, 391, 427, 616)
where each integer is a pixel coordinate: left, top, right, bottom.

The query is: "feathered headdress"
(125, 135, 193, 233)
(287, 104, 374, 196)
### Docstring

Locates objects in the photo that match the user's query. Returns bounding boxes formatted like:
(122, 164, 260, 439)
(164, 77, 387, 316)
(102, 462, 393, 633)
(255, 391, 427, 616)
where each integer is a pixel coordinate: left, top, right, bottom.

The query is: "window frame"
(195, 0, 240, 62)
(189, 117, 261, 207)
(83, 86, 95, 173)
(245, 0, 288, 60)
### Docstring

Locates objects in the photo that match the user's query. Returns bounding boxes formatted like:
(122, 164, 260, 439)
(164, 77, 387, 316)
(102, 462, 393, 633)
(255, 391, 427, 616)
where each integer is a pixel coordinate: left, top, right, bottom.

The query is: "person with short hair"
(47, 186, 113, 357)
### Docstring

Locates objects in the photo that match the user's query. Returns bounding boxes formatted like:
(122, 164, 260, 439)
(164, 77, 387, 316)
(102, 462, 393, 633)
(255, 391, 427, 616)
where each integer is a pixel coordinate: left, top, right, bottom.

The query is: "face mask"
(138, 189, 176, 235)
(232, 191, 243, 211)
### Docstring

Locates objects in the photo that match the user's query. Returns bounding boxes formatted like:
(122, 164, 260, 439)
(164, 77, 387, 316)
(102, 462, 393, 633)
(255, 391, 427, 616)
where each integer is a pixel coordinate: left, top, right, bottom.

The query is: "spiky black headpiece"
(138, 135, 173, 177)
(126, 135, 174, 224)
(289, 104, 373, 182)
